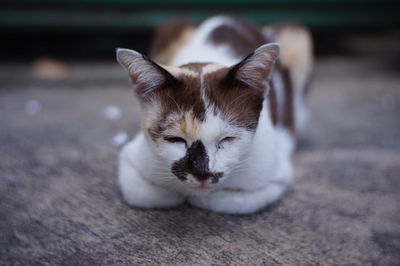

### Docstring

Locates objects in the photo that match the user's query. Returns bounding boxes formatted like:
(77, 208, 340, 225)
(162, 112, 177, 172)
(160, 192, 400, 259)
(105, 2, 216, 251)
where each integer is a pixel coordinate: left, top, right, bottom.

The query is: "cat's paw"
(118, 145, 185, 208)
(188, 183, 287, 214)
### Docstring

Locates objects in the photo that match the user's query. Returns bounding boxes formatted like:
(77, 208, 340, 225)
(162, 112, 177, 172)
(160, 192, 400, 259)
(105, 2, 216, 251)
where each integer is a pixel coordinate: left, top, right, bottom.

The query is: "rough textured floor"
(1, 56, 399, 265)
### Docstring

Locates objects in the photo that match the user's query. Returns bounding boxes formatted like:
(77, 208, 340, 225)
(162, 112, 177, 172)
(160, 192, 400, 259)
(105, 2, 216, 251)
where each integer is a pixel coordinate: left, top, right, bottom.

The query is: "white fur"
(118, 16, 297, 214)
(171, 16, 240, 67)
(119, 139, 185, 208)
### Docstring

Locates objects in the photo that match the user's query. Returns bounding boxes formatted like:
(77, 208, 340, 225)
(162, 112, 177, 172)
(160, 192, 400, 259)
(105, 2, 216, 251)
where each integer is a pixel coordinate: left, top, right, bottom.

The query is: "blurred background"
(1, 1, 400, 265)
(1, 0, 400, 60)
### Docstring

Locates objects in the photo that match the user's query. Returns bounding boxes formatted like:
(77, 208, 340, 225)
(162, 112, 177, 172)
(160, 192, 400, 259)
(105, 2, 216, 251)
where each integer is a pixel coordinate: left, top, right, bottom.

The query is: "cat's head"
(117, 44, 279, 191)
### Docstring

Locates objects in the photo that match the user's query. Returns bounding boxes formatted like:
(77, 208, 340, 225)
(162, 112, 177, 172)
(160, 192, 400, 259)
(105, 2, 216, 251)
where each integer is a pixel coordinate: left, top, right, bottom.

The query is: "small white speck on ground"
(25, 100, 42, 116)
(103, 105, 122, 120)
(112, 131, 128, 147)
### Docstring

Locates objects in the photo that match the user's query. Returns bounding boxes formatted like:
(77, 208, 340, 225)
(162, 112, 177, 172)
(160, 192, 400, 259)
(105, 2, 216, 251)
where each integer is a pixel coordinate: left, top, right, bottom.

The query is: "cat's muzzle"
(171, 140, 224, 184)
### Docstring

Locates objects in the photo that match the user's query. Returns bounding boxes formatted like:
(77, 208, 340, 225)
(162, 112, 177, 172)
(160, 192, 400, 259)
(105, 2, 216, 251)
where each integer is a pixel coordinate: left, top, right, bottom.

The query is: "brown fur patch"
(180, 62, 210, 72)
(162, 65, 198, 78)
(281, 66, 295, 133)
(208, 18, 266, 58)
(268, 80, 278, 126)
(151, 19, 196, 65)
(203, 68, 264, 131)
(146, 65, 205, 140)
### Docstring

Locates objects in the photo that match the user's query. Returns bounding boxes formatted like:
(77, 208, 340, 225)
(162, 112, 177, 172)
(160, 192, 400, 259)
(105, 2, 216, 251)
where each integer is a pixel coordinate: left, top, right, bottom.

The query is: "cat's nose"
(172, 139, 224, 184)
(192, 172, 209, 181)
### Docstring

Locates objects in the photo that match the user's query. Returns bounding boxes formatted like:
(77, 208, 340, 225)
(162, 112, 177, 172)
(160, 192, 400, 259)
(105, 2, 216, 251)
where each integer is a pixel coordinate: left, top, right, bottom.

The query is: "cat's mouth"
(181, 173, 224, 187)
(188, 180, 217, 192)
(171, 172, 223, 193)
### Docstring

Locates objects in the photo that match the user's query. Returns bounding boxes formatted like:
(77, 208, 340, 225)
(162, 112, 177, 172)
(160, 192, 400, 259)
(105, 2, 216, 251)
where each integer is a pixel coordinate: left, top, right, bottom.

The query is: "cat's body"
(117, 16, 312, 214)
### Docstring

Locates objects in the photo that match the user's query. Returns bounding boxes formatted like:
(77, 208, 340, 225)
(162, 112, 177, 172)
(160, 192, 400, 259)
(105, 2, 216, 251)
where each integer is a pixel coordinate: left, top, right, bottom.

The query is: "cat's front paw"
(119, 144, 185, 208)
(188, 183, 287, 214)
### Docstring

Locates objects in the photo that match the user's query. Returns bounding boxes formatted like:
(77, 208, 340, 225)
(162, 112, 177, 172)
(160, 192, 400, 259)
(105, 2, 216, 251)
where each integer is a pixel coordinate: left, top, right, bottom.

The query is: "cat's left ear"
(116, 48, 177, 101)
(228, 43, 280, 95)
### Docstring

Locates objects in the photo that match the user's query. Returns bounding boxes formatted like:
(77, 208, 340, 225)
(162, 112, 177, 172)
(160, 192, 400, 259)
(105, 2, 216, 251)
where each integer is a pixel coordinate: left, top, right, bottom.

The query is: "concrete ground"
(0, 56, 399, 265)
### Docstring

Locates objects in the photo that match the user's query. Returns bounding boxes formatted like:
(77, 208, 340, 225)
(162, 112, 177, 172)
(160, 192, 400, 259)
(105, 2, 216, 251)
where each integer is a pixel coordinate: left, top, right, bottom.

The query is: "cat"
(116, 16, 313, 214)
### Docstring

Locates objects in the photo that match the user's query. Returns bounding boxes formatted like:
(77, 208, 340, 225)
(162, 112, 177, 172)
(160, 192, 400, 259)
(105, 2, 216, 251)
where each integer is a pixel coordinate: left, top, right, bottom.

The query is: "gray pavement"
(0, 56, 399, 265)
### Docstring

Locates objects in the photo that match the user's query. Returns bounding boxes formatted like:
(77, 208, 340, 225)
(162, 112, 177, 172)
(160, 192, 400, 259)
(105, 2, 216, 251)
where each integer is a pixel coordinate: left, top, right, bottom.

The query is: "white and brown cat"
(116, 16, 312, 214)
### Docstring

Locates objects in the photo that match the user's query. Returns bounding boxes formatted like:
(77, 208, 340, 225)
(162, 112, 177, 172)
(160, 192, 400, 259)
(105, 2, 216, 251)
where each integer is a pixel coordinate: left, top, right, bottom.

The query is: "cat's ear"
(116, 48, 177, 100)
(227, 43, 280, 95)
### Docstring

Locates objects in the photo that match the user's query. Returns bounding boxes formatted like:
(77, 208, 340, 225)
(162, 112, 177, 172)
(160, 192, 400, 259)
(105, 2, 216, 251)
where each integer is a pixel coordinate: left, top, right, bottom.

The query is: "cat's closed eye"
(164, 136, 186, 145)
(217, 136, 236, 149)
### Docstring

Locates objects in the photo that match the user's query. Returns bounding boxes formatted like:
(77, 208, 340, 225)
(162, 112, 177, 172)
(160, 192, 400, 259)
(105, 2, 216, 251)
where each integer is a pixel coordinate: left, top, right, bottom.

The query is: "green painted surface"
(2, 0, 391, 5)
(0, 0, 399, 29)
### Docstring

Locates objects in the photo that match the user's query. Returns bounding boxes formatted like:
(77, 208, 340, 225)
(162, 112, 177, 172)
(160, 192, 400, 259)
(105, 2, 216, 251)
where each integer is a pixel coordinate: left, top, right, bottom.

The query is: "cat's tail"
(262, 24, 313, 133)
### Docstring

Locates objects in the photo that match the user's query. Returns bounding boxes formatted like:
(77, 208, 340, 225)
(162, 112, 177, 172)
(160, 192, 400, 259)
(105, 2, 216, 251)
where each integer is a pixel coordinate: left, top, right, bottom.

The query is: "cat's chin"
(186, 184, 217, 195)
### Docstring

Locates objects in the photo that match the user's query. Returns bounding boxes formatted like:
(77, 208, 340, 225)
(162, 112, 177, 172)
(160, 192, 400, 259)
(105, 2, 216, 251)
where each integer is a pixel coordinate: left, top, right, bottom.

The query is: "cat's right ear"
(226, 43, 280, 96)
(116, 48, 176, 101)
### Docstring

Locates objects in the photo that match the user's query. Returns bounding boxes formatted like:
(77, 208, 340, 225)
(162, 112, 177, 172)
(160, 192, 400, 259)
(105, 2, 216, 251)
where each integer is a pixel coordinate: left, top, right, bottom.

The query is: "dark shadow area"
(2, 27, 400, 62)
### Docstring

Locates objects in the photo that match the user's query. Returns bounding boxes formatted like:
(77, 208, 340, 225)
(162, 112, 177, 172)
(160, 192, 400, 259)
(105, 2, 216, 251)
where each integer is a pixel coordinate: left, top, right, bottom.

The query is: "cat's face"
(117, 44, 279, 191)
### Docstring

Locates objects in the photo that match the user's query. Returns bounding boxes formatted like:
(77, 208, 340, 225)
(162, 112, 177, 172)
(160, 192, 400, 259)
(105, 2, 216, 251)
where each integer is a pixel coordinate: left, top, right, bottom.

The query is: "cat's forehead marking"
(162, 65, 198, 78)
(201, 63, 225, 75)
(180, 112, 201, 141)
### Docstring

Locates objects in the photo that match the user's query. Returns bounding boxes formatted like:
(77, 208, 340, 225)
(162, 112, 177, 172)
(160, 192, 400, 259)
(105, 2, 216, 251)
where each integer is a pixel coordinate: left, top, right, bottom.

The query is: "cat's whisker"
(222, 91, 254, 112)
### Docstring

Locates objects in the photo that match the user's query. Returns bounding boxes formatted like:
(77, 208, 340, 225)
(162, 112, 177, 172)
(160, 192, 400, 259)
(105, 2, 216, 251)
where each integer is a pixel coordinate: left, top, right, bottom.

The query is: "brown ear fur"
(226, 43, 280, 96)
(116, 48, 178, 101)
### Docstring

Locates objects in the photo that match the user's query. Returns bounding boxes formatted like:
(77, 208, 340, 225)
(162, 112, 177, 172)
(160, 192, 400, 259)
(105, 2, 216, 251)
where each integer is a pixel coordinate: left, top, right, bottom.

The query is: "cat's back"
(152, 16, 267, 67)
